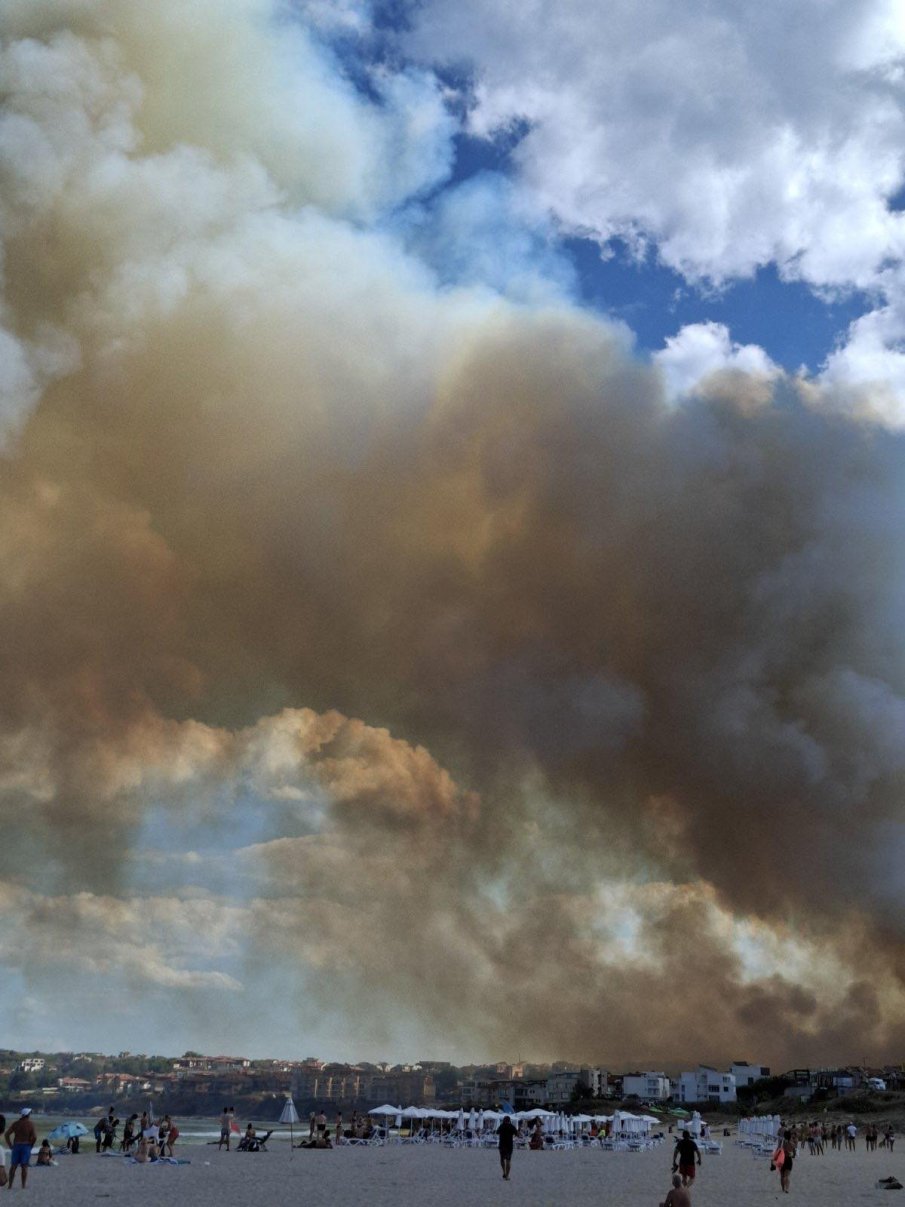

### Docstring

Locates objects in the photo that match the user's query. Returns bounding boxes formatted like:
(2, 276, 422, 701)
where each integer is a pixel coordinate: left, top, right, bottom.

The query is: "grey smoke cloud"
(1, 0, 905, 1065)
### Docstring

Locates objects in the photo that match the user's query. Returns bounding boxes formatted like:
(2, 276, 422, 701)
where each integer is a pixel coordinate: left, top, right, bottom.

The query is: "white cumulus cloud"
(654, 320, 779, 402)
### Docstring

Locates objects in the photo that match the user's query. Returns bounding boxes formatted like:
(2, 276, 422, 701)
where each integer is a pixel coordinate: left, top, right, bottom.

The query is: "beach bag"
(770, 1145, 785, 1171)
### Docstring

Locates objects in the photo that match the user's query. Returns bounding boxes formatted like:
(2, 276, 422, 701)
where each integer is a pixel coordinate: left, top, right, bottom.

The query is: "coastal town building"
(172, 1055, 252, 1073)
(622, 1072, 671, 1101)
(56, 1077, 92, 1092)
(730, 1062, 770, 1087)
(18, 1047, 905, 1116)
(546, 1071, 582, 1104)
(579, 1067, 609, 1098)
(674, 1066, 737, 1104)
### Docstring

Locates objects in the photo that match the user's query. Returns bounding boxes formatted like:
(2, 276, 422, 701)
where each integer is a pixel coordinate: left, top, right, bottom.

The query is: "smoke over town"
(1, 0, 904, 1066)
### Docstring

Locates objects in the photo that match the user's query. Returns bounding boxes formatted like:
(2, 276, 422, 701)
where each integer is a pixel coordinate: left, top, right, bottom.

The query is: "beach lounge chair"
(237, 1130, 272, 1152)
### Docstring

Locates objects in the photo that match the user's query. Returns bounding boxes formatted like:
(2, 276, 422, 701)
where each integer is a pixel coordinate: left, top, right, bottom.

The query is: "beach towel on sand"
(128, 1157, 190, 1166)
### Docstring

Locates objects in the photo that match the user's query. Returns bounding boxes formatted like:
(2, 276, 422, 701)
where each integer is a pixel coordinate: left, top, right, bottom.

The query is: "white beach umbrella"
(456, 1108, 465, 1132)
(467, 1108, 477, 1133)
(368, 1104, 401, 1117)
(279, 1095, 300, 1154)
(477, 1109, 485, 1133)
(400, 1106, 421, 1132)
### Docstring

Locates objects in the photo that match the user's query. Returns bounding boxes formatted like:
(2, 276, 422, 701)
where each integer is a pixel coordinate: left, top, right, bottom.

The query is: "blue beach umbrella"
(47, 1122, 88, 1143)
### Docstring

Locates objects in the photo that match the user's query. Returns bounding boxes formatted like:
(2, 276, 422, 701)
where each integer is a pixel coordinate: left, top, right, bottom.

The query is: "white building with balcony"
(730, 1062, 770, 1088)
(622, 1072, 671, 1101)
(675, 1066, 736, 1104)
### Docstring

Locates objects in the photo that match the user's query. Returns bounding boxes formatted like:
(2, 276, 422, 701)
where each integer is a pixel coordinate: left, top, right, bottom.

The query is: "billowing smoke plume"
(2, 0, 905, 1066)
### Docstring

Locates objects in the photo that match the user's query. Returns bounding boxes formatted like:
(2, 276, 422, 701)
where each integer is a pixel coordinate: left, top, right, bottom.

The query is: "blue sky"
(447, 130, 875, 373)
(317, 4, 904, 394)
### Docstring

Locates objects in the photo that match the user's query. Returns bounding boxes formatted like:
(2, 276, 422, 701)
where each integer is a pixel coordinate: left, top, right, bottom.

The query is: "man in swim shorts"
(672, 1129, 702, 1187)
(5, 1107, 37, 1189)
(497, 1115, 517, 1180)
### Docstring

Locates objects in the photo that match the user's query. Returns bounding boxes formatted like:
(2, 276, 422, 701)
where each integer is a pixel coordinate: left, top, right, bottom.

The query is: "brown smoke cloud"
(2, 0, 905, 1066)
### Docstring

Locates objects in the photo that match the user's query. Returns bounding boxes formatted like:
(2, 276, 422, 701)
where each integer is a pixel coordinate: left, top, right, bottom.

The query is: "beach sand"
(4, 1139, 902, 1205)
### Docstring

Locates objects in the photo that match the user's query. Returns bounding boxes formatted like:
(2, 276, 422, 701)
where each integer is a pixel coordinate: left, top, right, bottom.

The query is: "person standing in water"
(497, 1115, 517, 1181)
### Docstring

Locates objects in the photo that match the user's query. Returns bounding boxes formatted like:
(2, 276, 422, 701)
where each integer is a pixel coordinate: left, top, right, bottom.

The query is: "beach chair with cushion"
(237, 1130, 273, 1152)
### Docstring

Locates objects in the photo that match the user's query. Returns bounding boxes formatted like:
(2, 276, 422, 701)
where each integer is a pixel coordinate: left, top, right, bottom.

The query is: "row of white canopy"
(738, 1115, 782, 1139)
(366, 1105, 662, 1134)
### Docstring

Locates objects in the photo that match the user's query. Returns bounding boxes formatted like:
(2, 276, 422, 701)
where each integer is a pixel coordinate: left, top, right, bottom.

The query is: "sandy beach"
(2, 1138, 901, 1206)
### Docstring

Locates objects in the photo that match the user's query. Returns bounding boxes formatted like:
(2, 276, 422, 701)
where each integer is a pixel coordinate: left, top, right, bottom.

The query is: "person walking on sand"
(497, 1115, 517, 1181)
(165, 1119, 179, 1157)
(672, 1130, 702, 1187)
(5, 1108, 37, 1191)
(219, 1106, 231, 1151)
(778, 1128, 797, 1194)
(660, 1173, 691, 1206)
(121, 1114, 138, 1153)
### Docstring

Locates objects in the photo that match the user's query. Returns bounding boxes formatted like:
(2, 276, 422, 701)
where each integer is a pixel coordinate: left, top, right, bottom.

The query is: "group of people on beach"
(1, 1111, 62, 1188)
(776, 1119, 895, 1155)
(0, 1102, 182, 1187)
(93, 1108, 179, 1156)
(217, 1107, 269, 1152)
(302, 1110, 378, 1146)
(766, 1118, 896, 1195)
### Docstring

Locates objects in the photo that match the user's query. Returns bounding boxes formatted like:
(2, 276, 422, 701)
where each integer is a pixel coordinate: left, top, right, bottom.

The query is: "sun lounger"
(237, 1130, 272, 1152)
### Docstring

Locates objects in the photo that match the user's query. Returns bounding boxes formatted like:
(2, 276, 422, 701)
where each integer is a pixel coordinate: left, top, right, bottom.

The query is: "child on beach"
(660, 1173, 691, 1206)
